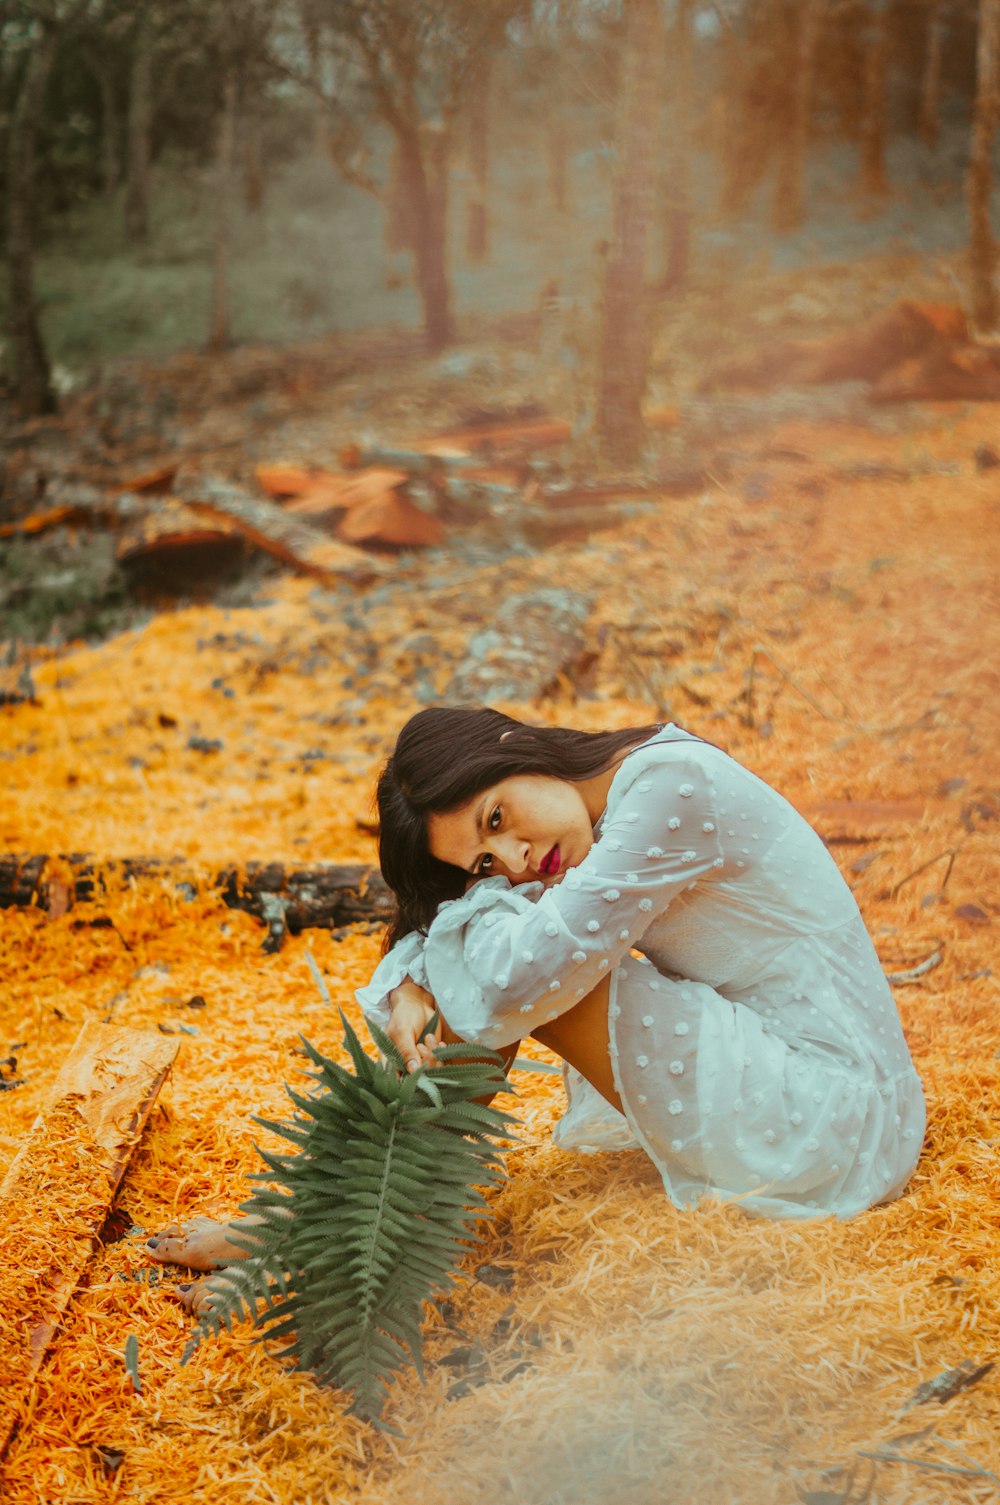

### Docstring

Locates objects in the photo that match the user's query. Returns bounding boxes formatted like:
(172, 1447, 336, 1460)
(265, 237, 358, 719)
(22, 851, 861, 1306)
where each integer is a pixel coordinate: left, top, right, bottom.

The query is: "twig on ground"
(887, 844, 964, 901)
(857, 1449, 984, 1479)
(929, 1433, 1000, 1488)
(751, 645, 853, 726)
(744, 650, 757, 729)
(884, 948, 944, 984)
(304, 948, 331, 1004)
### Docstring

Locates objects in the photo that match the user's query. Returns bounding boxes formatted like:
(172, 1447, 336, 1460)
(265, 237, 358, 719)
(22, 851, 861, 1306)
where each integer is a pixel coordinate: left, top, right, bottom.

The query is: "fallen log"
(0, 485, 133, 540)
(702, 300, 970, 392)
(0, 855, 393, 946)
(115, 497, 247, 594)
(0, 503, 92, 539)
(116, 462, 179, 495)
(339, 442, 470, 473)
(0, 1023, 177, 1459)
(423, 416, 573, 454)
(444, 588, 592, 705)
(871, 341, 1000, 402)
(175, 476, 387, 585)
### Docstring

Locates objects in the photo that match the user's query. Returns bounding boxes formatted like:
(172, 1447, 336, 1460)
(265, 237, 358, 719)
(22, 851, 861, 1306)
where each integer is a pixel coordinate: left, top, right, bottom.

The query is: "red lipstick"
(540, 845, 561, 876)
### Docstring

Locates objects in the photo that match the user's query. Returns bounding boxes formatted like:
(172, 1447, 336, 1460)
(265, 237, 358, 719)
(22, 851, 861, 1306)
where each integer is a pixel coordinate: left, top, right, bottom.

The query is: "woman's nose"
(497, 835, 531, 873)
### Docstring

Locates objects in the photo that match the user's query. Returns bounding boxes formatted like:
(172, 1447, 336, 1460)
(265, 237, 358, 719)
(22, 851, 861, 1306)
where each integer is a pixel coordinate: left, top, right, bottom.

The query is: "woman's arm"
(355, 929, 431, 1031)
(420, 749, 724, 1047)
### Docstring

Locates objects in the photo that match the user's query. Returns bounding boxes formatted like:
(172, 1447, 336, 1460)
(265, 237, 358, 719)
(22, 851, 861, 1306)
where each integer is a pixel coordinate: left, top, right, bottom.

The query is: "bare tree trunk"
(6, 28, 57, 416)
(125, 13, 153, 240)
(658, 0, 694, 291)
(300, 0, 330, 156)
(465, 55, 490, 262)
(0, 8, 18, 114)
(547, 0, 571, 215)
(596, 0, 659, 468)
(399, 122, 453, 352)
(772, 0, 823, 232)
(919, 0, 946, 147)
(859, 0, 890, 197)
(719, 3, 779, 218)
(85, 48, 121, 196)
(243, 100, 264, 213)
(548, 97, 570, 216)
(968, 0, 1000, 331)
(385, 137, 414, 257)
(209, 66, 237, 351)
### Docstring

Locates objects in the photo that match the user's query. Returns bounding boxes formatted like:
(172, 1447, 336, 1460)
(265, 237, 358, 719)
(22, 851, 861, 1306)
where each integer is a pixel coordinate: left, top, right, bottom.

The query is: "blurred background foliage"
(1, 1, 998, 445)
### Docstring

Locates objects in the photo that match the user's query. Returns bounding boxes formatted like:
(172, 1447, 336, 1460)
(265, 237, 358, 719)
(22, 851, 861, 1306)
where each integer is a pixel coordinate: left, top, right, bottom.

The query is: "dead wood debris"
(0, 1023, 176, 1460)
(0, 855, 392, 941)
(703, 298, 1000, 402)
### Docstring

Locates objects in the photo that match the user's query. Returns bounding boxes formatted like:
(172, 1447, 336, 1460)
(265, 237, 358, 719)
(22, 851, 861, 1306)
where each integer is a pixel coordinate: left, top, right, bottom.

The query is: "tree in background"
(207, 0, 275, 349)
(80, 8, 130, 198)
(919, 0, 948, 146)
(121, 1, 217, 244)
(295, 0, 519, 351)
(968, 0, 999, 330)
(859, 0, 891, 197)
(717, 0, 782, 220)
(463, 50, 491, 261)
(124, 6, 154, 239)
(595, 0, 658, 469)
(657, 0, 694, 292)
(771, 0, 823, 233)
(4, 0, 93, 416)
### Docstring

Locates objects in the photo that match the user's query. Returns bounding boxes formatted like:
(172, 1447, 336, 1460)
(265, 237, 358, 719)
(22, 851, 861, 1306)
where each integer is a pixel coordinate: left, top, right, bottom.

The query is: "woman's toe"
(146, 1234, 185, 1263)
(178, 1276, 219, 1315)
(143, 1217, 219, 1269)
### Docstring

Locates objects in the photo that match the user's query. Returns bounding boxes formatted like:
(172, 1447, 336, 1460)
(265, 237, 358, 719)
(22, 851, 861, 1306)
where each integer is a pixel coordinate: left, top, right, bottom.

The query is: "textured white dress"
(358, 727, 925, 1220)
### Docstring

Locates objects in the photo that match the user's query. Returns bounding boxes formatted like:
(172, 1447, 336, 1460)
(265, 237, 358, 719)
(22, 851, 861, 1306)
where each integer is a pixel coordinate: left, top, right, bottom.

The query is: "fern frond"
(182, 1011, 518, 1425)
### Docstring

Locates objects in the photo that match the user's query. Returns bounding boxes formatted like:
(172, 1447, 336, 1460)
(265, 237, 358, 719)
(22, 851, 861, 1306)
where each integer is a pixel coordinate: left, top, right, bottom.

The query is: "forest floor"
(1, 236, 999, 1504)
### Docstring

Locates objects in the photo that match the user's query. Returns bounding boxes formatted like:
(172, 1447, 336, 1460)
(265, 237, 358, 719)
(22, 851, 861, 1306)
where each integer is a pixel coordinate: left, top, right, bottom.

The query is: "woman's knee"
(530, 975, 621, 1111)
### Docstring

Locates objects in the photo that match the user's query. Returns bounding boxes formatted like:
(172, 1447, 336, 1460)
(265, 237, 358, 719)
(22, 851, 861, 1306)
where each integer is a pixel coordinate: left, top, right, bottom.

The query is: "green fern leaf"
(182, 1011, 517, 1425)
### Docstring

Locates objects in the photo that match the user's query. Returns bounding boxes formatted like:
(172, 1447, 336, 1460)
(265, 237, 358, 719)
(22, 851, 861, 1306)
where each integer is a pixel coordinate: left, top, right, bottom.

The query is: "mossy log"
(0, 855, 392, 948)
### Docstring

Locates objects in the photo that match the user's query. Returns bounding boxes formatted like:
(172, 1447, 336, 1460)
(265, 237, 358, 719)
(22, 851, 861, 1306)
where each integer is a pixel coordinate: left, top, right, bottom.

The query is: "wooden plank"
(0, 1024, 178, 1459)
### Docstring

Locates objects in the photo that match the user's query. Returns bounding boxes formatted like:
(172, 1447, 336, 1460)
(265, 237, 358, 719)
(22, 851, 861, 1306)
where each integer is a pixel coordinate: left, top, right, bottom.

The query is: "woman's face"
(426, 774, 595, 887)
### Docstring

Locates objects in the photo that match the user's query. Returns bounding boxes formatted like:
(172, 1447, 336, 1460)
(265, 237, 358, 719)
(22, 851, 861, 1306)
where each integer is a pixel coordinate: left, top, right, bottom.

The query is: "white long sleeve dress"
(357, 726, 926, 1221)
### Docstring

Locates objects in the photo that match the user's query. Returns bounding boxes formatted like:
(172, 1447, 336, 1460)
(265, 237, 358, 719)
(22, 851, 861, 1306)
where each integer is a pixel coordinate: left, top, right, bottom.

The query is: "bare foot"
(169, 1273, 227, 1316)
(145, 1214, 258, 1271)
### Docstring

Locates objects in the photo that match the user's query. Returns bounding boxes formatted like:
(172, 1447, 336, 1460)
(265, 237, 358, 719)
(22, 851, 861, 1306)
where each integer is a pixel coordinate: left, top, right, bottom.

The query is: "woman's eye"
(479, 854, 494, 874)
(488, 805, 501, 830)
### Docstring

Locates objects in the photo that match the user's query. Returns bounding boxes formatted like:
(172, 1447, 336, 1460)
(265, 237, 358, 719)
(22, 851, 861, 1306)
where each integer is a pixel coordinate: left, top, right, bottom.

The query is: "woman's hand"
(386, 978, 440, 1072)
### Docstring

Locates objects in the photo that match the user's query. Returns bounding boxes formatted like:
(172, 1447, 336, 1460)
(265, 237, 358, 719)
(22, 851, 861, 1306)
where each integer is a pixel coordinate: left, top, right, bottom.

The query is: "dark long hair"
(376, 707, 662, 949)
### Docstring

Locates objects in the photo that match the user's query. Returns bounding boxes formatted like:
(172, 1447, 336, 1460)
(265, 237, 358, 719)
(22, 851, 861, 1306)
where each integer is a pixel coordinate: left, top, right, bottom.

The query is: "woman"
(360, 707, 925, 1221)
(147, 708, 925, 1289)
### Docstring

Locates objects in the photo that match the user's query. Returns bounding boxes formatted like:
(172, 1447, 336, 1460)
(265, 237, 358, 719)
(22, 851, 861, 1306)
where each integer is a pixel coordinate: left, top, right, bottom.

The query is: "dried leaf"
(954, 903, 990, 925)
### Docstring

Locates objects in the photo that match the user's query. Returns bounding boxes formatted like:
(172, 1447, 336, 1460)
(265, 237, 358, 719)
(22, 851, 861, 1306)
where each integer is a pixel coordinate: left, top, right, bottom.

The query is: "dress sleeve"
(355, 929, 430, 1031)
(422, 750, 724, 1047)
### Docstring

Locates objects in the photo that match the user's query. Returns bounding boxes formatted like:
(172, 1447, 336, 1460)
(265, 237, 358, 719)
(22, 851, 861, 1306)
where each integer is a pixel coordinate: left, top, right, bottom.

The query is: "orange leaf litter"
(1, 403, 998, 1504)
